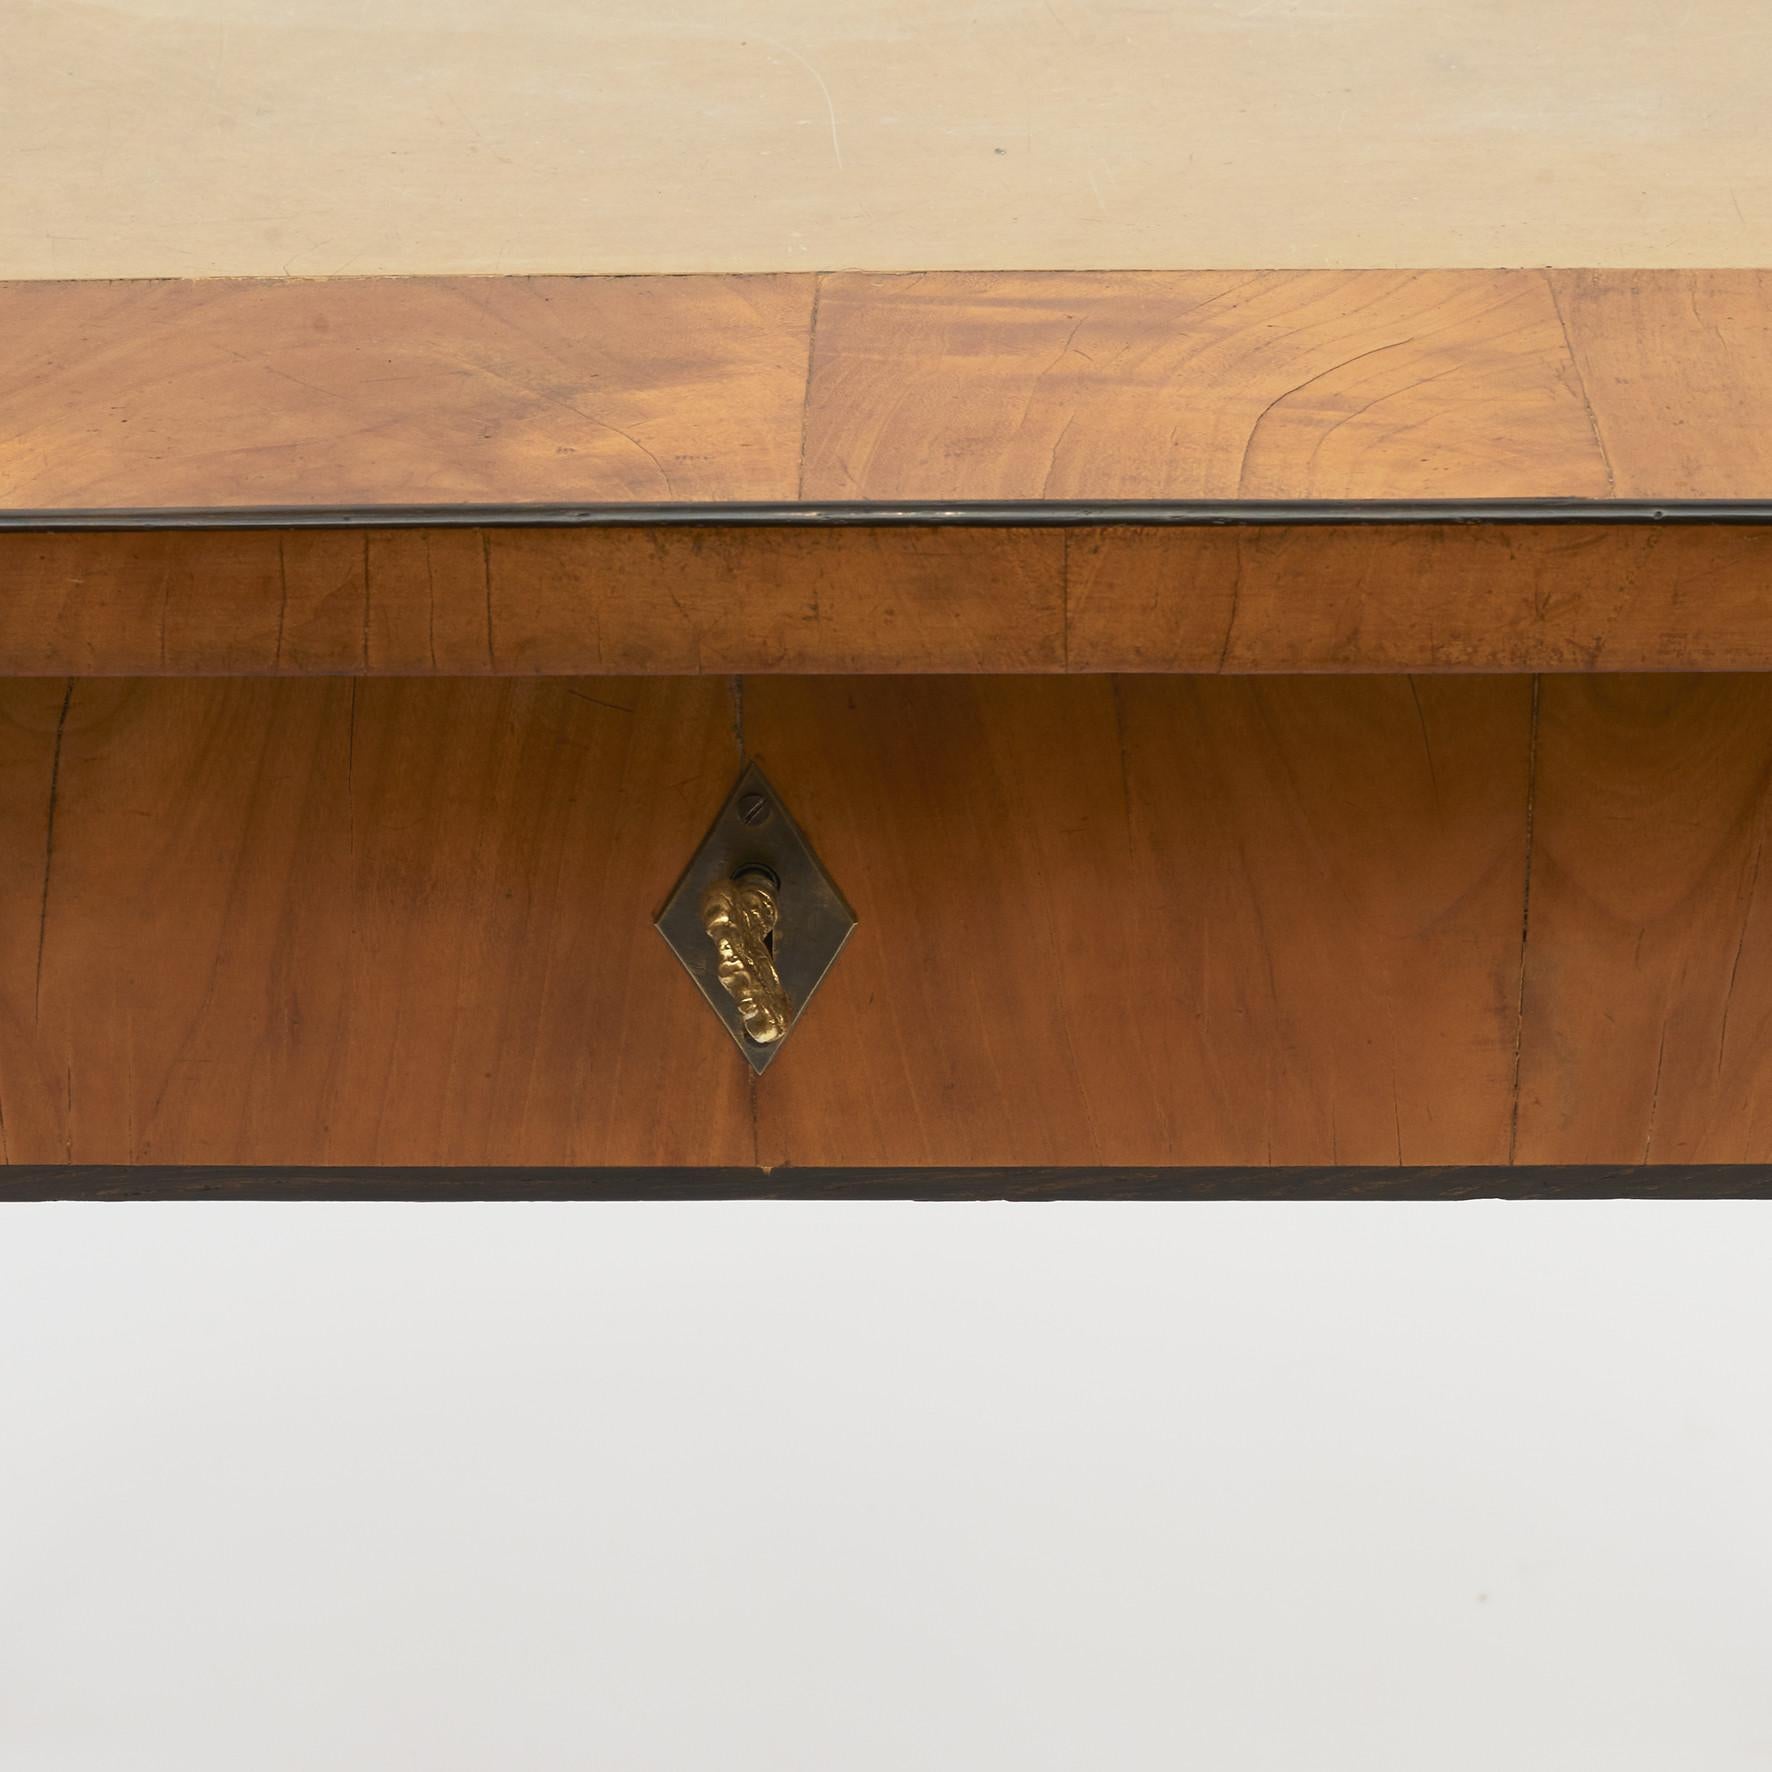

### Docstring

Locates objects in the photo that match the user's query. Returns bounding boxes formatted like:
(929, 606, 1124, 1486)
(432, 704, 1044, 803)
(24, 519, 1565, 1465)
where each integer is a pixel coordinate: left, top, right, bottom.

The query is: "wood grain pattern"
(0, 275, 815, 508)
(801, 270, 1609, 500)
(0, 527, 1065, 675)
(1550, 270, 1772, 497)
(0, 677, 752, 1164)
(11, 523, 1772, 676)
(1064, 523, 1772, 673)
(7, 269, 1772, 514)
(5, 673, 1772, 1168)
(1514, 676, 1772, 1164)
(480, 528, 1063, 674)
(747, 674, 1534, 1165)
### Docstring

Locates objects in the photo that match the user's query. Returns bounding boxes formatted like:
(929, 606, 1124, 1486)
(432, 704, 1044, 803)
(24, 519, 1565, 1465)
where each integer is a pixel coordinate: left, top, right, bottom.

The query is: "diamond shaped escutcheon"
(655, 762, 856, 1072)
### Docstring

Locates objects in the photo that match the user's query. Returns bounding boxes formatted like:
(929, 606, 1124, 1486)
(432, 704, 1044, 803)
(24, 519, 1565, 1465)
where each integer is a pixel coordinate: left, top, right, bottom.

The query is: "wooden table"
(4, 270, 1771, 1197)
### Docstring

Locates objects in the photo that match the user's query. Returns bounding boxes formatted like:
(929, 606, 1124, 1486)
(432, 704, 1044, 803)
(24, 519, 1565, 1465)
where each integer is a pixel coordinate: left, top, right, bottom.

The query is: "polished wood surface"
(1514, 676, 1772, 1164)
(0, 528, 1067, 675)
(8, 272, 1772, 1178)
(749, 675, 1532, 1165)
(0, 275, 815, 508)
(0, 677, 752, 1165)
(1068, 524, 1772, 673)
(7, 270, 1772, 511)
(1548, 270, 1772, 499)
(6, 672, 1768, 1170)
(8, 523, 1772, 676)
(802, 270, 1607, 500)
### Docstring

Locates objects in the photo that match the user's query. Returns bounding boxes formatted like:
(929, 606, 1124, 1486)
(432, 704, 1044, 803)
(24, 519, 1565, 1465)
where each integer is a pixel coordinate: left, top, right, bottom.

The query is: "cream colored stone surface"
(3, 0, 1768, 278)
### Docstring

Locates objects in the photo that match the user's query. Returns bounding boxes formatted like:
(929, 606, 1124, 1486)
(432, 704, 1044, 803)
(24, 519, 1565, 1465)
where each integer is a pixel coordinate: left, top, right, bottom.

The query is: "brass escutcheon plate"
(655, 762, 856, 1072)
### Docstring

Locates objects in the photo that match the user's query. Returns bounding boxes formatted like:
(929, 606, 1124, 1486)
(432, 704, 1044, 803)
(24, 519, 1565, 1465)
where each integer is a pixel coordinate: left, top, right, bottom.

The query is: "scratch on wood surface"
(274, 536, 290, 667)
(1407, 676, 1441, 814)
(1545, 271, 1618, 498)
(1216, 540, 1243, 671)
(1506, 675, 1541, 1162)
(564, 688, 634, 715)
(1642, 1020, 1669, 1164)
(481, 530, 497, 668)
(1059, 529, 1070, 670)
(422, 532, 437, 671)
(796, 276, 825, 500)
(34, 681, 74, 1026)
(1717, 825, 1764, 1077)
(360, 532, 371, 668)
(346, 679, 358, 861)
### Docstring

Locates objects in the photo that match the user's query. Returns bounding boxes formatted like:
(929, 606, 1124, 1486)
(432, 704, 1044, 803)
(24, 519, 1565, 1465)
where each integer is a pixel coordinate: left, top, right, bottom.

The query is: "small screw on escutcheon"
(738, 793, 772, 827)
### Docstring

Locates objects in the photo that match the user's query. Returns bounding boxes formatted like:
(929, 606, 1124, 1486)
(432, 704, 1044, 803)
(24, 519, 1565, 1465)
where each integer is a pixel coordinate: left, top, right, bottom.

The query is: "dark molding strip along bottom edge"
(3, 1166, 1771, 1202)
(12, 499, 1772, 532)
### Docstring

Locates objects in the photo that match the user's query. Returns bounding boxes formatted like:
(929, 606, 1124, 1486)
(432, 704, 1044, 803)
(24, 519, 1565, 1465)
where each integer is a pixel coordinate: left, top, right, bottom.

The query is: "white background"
(3, 1202, 1769, 1769)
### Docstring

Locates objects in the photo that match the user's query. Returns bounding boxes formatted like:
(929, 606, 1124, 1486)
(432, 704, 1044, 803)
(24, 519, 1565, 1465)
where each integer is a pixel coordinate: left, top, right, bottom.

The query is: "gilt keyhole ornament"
(656, 763, 855, 1071)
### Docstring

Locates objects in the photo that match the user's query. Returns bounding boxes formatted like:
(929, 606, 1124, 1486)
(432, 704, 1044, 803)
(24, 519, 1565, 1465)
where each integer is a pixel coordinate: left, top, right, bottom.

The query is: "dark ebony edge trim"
(8, 499, 1772, 532)
(5, 1166, 1770, 1201)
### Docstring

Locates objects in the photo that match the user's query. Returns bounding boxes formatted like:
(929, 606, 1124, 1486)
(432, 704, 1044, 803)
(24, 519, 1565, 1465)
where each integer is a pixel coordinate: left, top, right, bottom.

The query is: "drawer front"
(0, 675, 1766, 1169)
